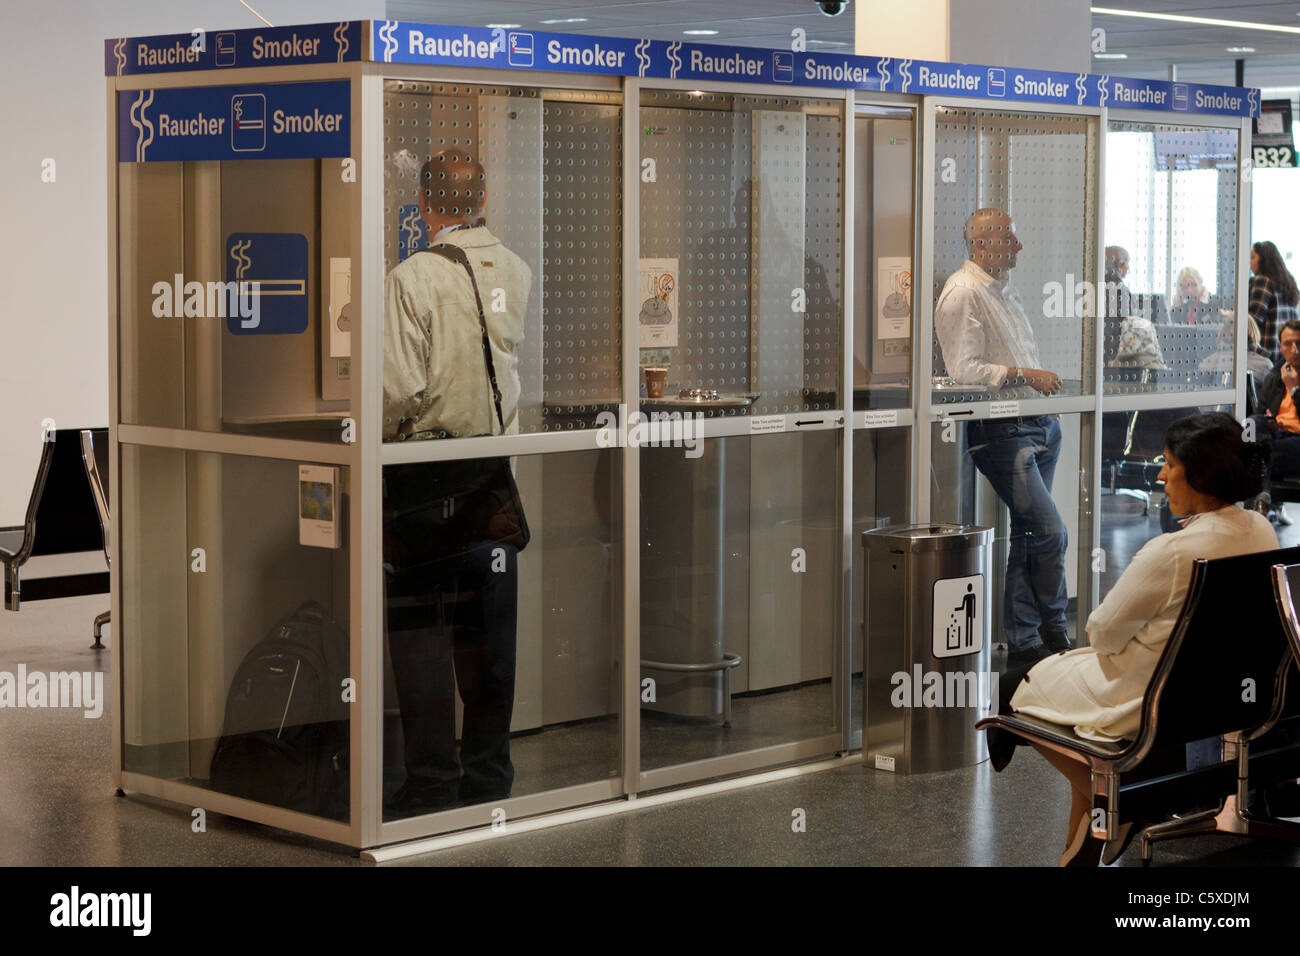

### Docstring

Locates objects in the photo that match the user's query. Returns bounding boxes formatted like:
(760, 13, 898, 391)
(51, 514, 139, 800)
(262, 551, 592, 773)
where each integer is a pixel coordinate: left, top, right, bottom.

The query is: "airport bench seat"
(1, 428, 110, 646)
(977, 547, 1300, 865)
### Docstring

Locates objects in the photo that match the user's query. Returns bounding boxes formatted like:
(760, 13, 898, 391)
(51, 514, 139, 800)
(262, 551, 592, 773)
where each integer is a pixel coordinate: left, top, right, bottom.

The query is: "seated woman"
(1170, 266, 1221, 325)
(991, 411, 1276, 866)
(1197, 313, 1273, 394)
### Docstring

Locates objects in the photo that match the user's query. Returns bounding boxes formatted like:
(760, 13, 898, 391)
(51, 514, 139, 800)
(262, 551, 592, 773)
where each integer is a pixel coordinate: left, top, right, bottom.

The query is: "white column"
(857, 0, 1091, 74)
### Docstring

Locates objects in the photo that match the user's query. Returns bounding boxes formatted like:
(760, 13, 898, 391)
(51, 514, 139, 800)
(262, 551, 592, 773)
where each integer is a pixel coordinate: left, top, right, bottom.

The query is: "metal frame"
(629, 78, 853, 789)
(1098, 108, 1251, 421)
(104, 35, 1256, 853)
(107, 59, 372, 850)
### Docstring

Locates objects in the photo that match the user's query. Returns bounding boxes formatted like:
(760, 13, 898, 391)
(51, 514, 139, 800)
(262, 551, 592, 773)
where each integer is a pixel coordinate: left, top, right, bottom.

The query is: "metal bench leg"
(4, 565, 19, 612)
(1141, 805, 1222, 863)
(92, 610, 110, 649)
(1236, 799, 1300, 842)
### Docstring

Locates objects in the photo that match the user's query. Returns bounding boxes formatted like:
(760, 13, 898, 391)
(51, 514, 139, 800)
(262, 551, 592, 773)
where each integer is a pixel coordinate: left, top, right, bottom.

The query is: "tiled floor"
(3, 498, 1298, 866)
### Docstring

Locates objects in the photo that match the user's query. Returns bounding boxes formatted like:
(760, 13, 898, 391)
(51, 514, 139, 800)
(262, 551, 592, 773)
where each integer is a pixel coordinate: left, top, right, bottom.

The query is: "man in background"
(934, 208, 1070, 667)
(1250, 318, 1300, 525)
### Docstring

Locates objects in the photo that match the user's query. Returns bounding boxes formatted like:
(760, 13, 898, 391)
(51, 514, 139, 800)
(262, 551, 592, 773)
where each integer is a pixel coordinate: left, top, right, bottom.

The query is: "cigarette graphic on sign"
(231, 238, 305, 295)
(231, 93, 266, 152)
(226, 233, 310, 334)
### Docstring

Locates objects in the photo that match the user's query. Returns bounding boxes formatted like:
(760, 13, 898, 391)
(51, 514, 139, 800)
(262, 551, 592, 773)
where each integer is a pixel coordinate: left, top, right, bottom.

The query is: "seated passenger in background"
(990, 412, 1275, 865)
(1197, 313, 1272, 392)
(1108, 314, 1165, 371)
(1170, 266, 1220, 325)
(1249, 318, 1300, 524)
(1104, 245, 1134, 320)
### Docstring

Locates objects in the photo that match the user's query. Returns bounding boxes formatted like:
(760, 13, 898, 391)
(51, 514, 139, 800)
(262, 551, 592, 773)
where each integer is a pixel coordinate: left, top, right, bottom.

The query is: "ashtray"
(678, 387, 720, 402)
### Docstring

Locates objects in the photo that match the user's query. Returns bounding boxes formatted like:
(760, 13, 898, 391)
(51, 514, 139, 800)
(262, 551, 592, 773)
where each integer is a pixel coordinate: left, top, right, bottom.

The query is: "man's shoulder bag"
(383, 242, 530, 575)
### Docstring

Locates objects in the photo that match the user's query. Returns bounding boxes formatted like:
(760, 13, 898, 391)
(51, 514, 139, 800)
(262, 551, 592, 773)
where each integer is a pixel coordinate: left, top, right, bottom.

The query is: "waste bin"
(863, 524, 994, 774)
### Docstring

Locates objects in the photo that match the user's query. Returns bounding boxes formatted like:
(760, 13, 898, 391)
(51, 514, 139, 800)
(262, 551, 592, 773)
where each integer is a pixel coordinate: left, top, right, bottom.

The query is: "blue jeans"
(385, 539, 519, 806)
(967, 416, 1069, 652)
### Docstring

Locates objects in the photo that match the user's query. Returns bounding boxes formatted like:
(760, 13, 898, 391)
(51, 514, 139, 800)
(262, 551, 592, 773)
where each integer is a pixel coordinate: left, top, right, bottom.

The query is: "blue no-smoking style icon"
(508, 32, 534, 67)
(772, 52, 794, 83)
(231, 93, 266, 152)
(225, 232, 309, 334)
(397, 204, 428, 262)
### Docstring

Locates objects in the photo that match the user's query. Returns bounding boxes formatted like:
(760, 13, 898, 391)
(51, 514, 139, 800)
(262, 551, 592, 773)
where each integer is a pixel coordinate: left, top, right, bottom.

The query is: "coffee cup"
(644, 367, 668, 399)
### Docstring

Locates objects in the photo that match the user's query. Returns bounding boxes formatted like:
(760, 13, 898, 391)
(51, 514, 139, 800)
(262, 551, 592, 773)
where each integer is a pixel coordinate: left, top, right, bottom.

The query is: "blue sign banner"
(368, 19, 1259, 118)
(117, 80, 350, 162)
(225, 233, 309, 335)
(108, 20, 1258, 118)
(397, 204, 428, 263)
(106, 22, 362, 75)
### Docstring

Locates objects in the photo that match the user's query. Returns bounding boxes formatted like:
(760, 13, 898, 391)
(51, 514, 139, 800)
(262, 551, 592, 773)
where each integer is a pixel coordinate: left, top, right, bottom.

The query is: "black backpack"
(209, 601, 350, 820)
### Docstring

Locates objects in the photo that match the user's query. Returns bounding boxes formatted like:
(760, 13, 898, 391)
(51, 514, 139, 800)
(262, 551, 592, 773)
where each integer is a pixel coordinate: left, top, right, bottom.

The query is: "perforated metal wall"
(638, 91, 843, 417)
(931, 108, 1098, 404)
(1104, 120, 1240, 396)
(542, 99, 623, 422)
(382, 82, 622, 435)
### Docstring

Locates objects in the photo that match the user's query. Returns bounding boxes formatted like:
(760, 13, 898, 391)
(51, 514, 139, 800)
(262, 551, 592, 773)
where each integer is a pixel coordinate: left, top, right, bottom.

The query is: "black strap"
(417, 242, 506, 435)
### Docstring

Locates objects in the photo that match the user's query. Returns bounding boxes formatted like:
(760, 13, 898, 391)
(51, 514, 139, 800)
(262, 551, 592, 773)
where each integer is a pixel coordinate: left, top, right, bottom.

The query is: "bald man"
(382, 150, 532, 816)
(935, 208, 1070, 667)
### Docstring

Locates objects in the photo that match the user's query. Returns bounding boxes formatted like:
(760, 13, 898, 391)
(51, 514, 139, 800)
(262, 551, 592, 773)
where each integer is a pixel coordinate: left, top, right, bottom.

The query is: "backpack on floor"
(209, 601, 350, 820)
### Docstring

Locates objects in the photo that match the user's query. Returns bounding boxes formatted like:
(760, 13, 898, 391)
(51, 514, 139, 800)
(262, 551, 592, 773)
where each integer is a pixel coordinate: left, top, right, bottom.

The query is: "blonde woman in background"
(1170, 266, 1219, 325)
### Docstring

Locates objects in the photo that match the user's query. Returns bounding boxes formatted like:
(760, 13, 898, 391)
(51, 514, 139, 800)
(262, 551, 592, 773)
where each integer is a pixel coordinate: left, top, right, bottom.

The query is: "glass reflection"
(931, 108, 1096, 405)
(1098, 404, 1232, 601)
(382, 449, 619, 819)
(120, 446, 352, 822)
(1104, 122, 1240, 395)
(380, 85, 622, 820)
(931, 416, 1090, 664)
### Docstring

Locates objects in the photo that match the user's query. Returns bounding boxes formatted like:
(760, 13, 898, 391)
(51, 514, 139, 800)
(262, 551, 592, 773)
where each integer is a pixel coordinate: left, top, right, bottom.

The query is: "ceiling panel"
(1091, 1, 1300, 85)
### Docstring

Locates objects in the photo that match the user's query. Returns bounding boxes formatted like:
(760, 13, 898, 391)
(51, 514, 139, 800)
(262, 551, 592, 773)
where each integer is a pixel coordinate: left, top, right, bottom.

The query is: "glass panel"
(636, 89, 844, 773)
(931, 108, 1098, 406)
(381, 448, 620, 819)
(1098, 402, 1231, 601)
(930, 414, 1094, 657)
(1104, 122, 1241, 394)
(854, 107, 915, 411)
(120, 445, 351, 822)
(118, 154, 356, 442)
(850, 425, 911, 749)
(638, 89, 843, 416)
(382, 82, 622, 438)
(640, 431, 840, 769)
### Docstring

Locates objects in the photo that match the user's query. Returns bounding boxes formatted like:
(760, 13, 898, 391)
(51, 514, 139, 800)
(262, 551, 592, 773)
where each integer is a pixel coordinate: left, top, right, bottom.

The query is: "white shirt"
(934, 259, 1043, 387)
(383, 226, 532, 441)
(1011, 505, 1277, 741)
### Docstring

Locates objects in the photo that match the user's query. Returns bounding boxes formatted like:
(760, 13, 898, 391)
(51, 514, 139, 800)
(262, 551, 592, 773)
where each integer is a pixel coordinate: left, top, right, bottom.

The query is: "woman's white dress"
(1010, 505, 1277, 741)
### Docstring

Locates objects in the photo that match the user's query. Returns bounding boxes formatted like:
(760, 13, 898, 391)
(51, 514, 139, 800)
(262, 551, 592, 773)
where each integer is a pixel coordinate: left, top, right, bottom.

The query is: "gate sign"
(1254, 99, 1298, 168)
(225, 233, 309, 335)
(118, 80, 349, 163)
(933, 574, 983, 659)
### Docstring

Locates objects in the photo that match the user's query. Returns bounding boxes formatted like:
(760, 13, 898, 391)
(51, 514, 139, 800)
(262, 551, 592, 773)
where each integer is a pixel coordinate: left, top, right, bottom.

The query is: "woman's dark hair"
(1165, 412, 1269, 503)
(1253, 240, 1299, 307)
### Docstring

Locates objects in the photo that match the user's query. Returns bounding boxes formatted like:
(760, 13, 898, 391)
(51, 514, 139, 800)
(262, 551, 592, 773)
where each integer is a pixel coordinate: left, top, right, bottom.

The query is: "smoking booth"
(105, 20, 1257, 851)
